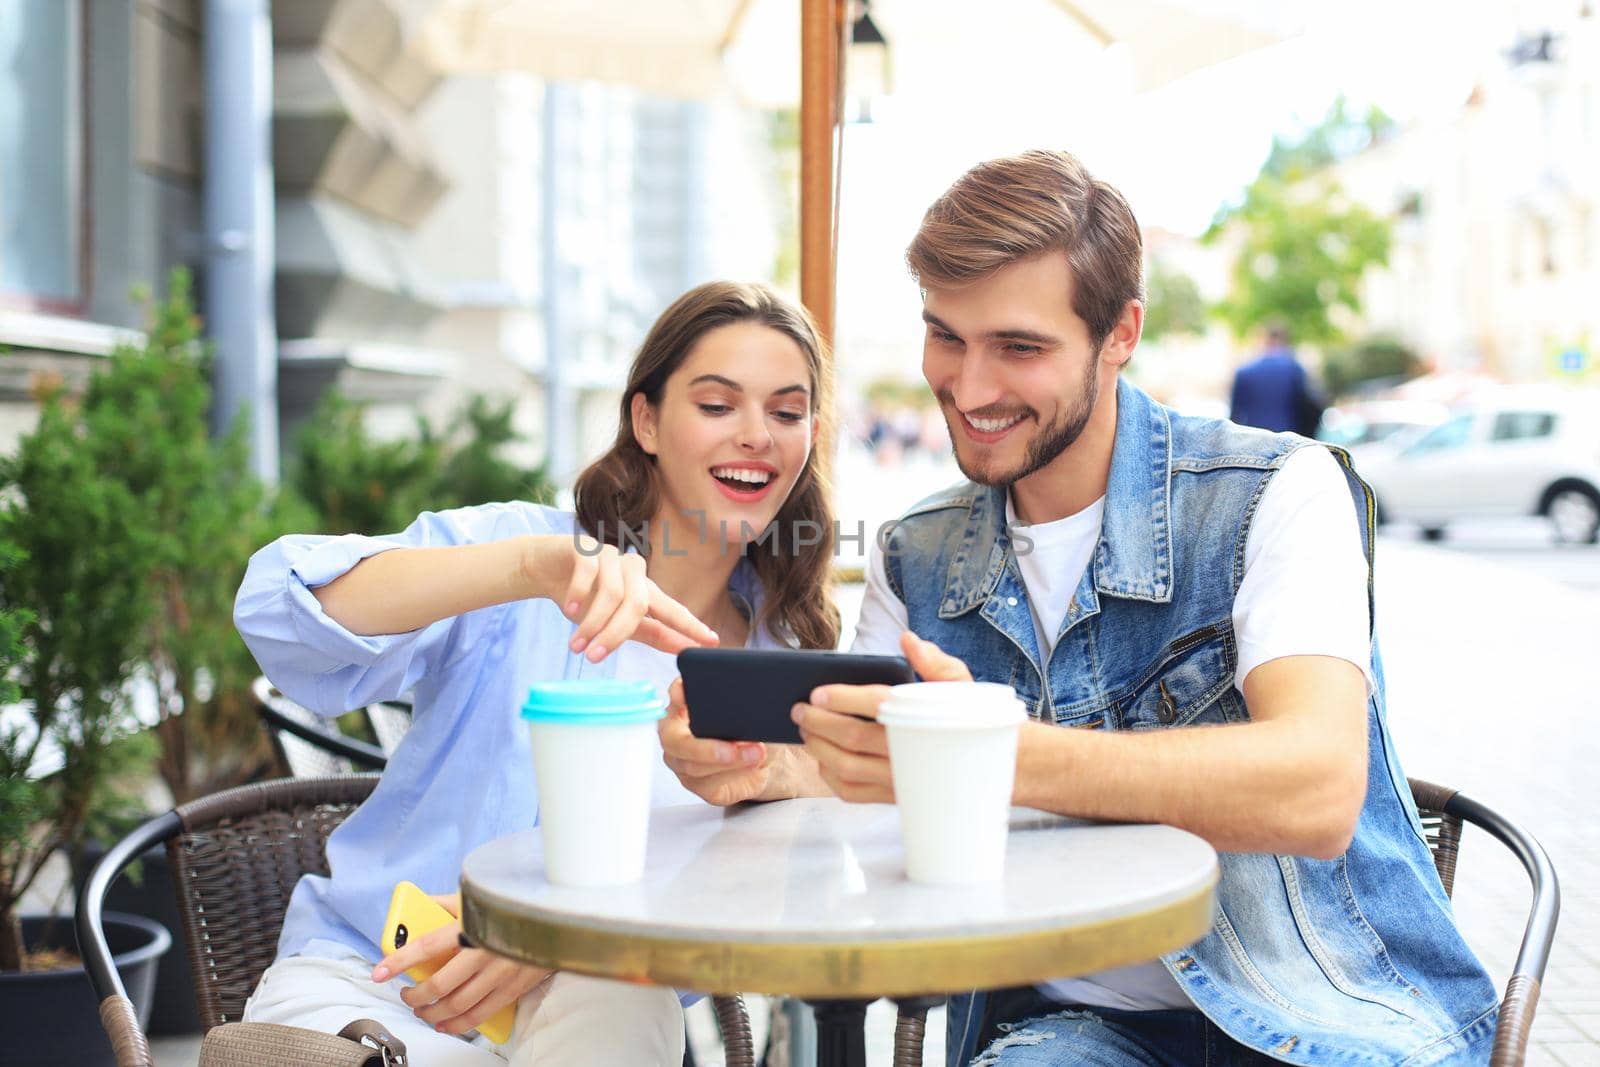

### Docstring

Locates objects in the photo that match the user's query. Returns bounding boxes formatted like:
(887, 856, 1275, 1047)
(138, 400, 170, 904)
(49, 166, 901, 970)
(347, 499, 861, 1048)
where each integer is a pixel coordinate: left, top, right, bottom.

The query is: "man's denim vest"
(883, 380, 1498, 1065)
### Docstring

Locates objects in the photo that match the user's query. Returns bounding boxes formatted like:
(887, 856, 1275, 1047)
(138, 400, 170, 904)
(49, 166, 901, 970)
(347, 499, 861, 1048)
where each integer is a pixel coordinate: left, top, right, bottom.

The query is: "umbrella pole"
(800, 0, 842, 347)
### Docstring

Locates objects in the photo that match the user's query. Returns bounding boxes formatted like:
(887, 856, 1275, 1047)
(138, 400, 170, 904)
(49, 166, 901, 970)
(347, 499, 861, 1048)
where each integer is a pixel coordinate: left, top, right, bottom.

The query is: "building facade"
(0, 0, 781, 483)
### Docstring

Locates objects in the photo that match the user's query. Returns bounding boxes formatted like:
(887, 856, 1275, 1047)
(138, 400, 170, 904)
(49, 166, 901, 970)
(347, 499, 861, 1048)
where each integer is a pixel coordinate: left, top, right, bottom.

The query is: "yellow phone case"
(381, 880, 515, 1044)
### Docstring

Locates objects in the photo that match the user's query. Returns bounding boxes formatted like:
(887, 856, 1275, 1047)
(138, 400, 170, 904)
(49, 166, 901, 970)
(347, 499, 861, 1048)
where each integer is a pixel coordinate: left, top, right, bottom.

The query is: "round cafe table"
(460, 798, 1217, 1066)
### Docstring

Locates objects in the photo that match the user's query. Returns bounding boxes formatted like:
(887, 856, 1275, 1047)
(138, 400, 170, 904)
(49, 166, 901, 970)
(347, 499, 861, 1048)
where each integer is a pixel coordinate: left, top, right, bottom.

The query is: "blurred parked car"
(1317, 400, 1448, 453)
(1356, 387, 1600, 543)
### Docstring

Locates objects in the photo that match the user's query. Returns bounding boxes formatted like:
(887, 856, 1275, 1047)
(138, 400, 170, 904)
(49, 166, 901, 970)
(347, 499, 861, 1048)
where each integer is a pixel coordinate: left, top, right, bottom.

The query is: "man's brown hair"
(906, 149, 1145, 344)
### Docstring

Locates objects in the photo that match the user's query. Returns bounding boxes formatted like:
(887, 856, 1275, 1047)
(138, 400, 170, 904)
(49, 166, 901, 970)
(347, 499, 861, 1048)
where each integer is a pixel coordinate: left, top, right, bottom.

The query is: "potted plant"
(76, 271, 297, 805)
(0, 376, 170, 1065)
(290, 390, 556, 537)
(56, 271, 307, 1035)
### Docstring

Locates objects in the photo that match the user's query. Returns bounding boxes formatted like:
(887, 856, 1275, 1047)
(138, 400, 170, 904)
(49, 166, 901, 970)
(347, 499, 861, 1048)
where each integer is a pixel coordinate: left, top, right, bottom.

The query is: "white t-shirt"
(850, 445, 1373, 1011)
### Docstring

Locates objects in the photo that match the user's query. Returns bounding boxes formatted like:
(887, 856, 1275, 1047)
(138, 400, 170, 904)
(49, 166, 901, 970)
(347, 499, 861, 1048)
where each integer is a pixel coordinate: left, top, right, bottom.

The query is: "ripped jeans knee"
(970, 1025, 1059, 1067)
(969, 1008, 1159, 1067)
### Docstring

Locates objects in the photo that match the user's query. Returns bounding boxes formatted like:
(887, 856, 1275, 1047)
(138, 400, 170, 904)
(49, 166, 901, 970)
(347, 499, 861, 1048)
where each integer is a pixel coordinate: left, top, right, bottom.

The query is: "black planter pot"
(74, 840, 203, 1035)
(0, 912, 171, 1067)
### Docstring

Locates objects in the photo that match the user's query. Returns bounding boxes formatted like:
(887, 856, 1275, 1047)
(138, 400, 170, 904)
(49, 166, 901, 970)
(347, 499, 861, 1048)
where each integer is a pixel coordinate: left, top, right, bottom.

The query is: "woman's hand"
(521, 534, 718, 662)
(658, 678, 828, 804)
(371, 894, 553, 1037)
(659, 678, 779, 805)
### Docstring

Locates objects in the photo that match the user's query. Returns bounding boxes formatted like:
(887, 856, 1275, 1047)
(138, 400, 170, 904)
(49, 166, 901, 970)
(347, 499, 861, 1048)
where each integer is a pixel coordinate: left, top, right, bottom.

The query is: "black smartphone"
(677, 648, 915, 745)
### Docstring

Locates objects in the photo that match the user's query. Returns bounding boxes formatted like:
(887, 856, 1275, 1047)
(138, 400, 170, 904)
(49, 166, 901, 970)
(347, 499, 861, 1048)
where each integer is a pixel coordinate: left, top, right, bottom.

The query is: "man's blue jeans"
(970, 1002, 1285, 1066)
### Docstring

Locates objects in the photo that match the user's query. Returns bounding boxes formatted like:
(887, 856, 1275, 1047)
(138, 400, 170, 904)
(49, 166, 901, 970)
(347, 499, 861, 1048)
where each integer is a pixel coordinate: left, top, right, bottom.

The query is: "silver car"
(1355, 387, 1600, 544)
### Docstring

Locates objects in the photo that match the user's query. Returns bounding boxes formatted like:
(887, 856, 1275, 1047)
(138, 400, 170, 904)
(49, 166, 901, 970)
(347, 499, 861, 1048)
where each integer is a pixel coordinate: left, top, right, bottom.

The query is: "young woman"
(233, 281, 840, 1066)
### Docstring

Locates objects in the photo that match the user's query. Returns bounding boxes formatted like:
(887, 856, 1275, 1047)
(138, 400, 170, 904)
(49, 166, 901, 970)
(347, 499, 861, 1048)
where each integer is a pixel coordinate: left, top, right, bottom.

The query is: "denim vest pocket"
(1114, 625, 1237, 730)
(1049, 705, 1108, 729)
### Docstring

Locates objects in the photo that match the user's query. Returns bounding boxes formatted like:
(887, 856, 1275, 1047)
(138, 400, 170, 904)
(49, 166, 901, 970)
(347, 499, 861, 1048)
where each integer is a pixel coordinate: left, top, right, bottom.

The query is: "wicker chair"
(76, 775, 385, 1065)
(253, 677, 388, 776)
(76, 769, 758, 1066)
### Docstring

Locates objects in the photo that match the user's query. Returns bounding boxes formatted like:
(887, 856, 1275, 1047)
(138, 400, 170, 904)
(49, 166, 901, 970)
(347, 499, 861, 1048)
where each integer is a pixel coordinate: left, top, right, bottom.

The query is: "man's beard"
(941, 355, 1100, 488)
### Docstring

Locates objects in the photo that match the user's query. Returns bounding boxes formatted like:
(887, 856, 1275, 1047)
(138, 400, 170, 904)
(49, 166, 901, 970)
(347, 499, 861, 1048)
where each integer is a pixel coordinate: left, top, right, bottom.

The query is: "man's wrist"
(1012, 720, 1071, 811)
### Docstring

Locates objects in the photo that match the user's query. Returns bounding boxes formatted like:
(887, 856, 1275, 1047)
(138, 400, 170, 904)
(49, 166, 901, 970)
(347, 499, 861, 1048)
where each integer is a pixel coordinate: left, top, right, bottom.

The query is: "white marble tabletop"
(460, 798, 1218, 997)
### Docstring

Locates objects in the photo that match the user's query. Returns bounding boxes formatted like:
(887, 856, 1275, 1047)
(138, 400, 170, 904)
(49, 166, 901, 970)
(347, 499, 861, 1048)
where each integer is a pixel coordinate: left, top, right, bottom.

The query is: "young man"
(661, 150, 1497, 1065)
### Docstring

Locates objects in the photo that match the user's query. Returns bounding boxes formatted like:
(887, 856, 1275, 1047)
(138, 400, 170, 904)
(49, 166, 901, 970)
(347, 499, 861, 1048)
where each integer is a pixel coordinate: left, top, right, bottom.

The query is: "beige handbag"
(197, 1018, 409, 1067)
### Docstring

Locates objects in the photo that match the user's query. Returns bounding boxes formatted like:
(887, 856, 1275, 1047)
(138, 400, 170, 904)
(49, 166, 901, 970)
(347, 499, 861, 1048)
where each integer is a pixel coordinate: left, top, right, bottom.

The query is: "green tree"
(0, 381, 158, 970)
(1257, 96, 1395, 184)
(289, 392, 555, 537)
(766, 109, 801, 290)
(1208, 179, 1391, 346)
(1206, 96, 1395, 346)
(0, 539, 37, 967)
(287, 392, 442, 536)
(1321, 334, 1423, 398)
(1142, 261, 1207, 343)
(431, 396, 557, 513)
(75, 270, 301, 802)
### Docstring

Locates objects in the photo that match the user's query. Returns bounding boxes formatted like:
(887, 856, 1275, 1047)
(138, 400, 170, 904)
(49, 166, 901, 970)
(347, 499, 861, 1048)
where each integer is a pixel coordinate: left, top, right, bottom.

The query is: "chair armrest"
(76, 811, 183, 1004)
(99, 995, 154, 1067)
(1490, 973, 1540, 1067)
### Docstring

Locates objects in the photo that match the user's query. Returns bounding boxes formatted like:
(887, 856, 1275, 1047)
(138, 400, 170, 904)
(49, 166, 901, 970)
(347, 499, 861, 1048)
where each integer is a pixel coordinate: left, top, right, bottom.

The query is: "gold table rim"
(460, 870, 1218, 998)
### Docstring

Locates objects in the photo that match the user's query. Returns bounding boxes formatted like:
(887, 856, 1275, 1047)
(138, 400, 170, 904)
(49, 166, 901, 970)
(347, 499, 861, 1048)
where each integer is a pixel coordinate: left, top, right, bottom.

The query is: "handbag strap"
(338, 1018, 410, 1066)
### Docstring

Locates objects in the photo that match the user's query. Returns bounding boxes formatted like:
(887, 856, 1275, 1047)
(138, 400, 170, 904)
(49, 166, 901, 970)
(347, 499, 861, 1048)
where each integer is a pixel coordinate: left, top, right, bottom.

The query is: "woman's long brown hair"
(573, 282, 841, 651)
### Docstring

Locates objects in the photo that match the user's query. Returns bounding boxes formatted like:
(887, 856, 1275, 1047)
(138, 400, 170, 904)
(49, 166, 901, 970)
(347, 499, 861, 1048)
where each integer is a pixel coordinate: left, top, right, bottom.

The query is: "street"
(1384, 518, 1600, 595)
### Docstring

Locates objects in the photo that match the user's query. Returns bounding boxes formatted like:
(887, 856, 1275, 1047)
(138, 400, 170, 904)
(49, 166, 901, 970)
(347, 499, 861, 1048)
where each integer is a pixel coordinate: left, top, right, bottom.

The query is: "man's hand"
(793, 632, 973, 803)
(372, 894, 553, 1037)
(659, 678, 826, 805)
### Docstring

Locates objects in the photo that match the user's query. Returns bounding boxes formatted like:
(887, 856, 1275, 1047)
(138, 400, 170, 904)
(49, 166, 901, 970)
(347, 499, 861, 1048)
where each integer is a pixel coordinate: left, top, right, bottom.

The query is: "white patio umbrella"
(398, 0, 1303, 341)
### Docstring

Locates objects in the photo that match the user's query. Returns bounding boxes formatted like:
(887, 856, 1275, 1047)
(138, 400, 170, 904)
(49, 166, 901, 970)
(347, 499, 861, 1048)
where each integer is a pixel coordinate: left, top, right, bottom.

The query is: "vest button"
(1157, 680, 1177, 724)
(1006, 596, 1018, 607)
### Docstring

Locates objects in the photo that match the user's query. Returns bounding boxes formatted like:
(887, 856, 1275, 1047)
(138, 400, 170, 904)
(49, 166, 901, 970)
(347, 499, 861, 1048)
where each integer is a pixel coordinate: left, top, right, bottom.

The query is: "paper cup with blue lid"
(521, 680, 667, 886)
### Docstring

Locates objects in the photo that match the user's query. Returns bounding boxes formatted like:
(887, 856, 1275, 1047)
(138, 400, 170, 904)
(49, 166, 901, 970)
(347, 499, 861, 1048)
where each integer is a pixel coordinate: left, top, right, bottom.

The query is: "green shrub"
(290, 392, 555, 536)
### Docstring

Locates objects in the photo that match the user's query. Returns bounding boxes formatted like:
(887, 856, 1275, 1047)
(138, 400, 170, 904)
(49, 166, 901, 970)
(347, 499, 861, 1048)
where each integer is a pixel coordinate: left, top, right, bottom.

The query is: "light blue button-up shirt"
(234, 502, 784, 966)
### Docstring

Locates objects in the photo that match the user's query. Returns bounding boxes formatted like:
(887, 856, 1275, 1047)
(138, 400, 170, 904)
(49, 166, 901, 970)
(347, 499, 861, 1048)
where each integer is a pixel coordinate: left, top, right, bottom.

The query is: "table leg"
(890, 995, 946, 1067)
(805, 998, 871, 1067)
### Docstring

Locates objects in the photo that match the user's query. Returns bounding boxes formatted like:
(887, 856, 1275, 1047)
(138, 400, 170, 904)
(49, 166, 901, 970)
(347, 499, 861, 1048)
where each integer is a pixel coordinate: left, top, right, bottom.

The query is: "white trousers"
(242, 952, 685, 1066)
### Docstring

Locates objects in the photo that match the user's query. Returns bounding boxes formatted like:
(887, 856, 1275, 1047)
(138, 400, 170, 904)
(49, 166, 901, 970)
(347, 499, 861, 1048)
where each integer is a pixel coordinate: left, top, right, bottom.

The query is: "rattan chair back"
(1409, 777, 1464, 897)
(166, 775, 379, 1027)
(252, 676, 387, 775)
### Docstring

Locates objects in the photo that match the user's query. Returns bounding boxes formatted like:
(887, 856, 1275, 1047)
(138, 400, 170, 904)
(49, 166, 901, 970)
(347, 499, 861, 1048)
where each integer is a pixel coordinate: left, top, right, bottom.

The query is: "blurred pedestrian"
(1229, 322, 1325, 436)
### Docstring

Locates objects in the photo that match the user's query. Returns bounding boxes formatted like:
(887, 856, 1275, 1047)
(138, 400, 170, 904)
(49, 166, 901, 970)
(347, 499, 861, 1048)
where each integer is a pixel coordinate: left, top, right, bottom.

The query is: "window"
(1406, 414, 1474, 454)
(1491, 411, 1556, 442)
(0, 0, 82, 306)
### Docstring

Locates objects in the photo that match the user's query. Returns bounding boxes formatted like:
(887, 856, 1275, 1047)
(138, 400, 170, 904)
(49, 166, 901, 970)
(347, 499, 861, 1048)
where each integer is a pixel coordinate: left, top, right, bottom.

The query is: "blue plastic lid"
(520, 680, 666, 725)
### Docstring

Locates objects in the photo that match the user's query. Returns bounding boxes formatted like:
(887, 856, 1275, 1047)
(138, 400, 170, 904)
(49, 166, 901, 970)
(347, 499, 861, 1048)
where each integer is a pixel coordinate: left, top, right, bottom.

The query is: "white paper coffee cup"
(523, 680, 666, 887)
(878, 681, 1026, 885)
